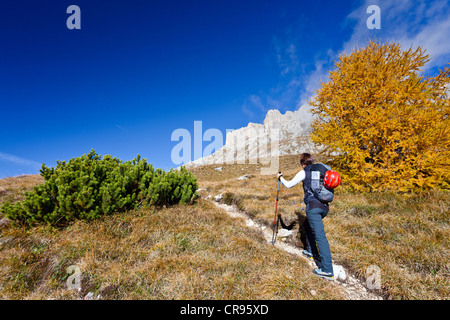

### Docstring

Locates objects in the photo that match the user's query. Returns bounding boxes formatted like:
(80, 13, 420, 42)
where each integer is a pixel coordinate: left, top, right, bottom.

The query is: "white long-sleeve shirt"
(280, 170, 306, 189)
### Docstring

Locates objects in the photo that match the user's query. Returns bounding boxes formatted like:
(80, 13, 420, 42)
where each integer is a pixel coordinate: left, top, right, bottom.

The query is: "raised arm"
(279, 170, 305, 189)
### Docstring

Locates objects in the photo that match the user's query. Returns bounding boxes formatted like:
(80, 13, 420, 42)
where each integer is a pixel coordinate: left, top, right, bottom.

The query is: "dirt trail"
(212, 200, 384, 300)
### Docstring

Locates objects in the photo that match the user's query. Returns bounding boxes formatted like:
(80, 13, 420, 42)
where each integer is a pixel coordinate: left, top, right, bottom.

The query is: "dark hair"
(300, 153, 314, 166)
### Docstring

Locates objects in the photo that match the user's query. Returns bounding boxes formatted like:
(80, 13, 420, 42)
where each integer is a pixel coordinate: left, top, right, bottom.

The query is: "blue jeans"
(304, 204, 333, 274)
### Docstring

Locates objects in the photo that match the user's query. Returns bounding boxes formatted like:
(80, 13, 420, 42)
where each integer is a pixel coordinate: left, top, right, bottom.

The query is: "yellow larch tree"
(310, 40, 449, 192)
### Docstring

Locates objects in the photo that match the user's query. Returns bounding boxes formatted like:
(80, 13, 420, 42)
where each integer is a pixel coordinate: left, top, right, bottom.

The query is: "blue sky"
(1, 0, 449, 178)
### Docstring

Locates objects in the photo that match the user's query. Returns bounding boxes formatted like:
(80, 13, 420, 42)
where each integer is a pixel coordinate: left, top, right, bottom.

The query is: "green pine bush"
(1, 150, 198, 227)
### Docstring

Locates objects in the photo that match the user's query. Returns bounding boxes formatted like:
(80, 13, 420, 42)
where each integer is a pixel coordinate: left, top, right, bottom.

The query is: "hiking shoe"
(313, 268, 334, 281)
(302, 250, 314, 260)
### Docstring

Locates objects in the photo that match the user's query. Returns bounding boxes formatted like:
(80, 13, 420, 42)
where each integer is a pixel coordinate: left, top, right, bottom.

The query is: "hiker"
(276, 153, 334, 280)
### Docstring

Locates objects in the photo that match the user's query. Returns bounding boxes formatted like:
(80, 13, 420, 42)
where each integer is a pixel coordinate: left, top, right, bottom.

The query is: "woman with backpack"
(276, 153, 338, 280)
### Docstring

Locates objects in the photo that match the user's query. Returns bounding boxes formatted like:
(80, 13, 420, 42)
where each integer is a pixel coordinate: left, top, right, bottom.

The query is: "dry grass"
(0, 175, 44, 210)
(190, 154, 450, 300)
(1, 156, 448, 300)
(0, 174, 343, 300)
(329, 191, 449, 299)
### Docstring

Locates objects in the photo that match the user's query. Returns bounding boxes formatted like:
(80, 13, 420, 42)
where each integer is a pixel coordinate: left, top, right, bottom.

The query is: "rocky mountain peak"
(184, 104, 319, 168)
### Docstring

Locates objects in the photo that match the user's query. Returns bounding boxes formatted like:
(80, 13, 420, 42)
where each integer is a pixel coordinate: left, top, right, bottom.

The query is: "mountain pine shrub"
(1, 150, 198, 227)
(310, 40, 450, 192)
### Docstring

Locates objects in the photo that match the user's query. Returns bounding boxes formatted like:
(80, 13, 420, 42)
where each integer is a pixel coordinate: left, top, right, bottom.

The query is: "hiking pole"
(271, 172, 281, 245)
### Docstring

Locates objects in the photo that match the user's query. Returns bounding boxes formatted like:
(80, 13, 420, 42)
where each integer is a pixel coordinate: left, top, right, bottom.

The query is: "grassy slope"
(190, 154, 449, 300)
(1, 155, 448, 300)
(0, 174, 342, 300)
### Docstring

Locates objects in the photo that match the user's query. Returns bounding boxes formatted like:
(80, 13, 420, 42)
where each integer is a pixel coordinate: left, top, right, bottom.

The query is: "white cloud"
(241, 0, 449, 120)
(296, 49, 336, 108)
(0, 152, 41, 168)
(343, 0, 450, 70)
(399, 18, 450, 69)
(293, 0, 450, 107)
(241, 94, 267, 118)
(276, 42, 300, 75)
